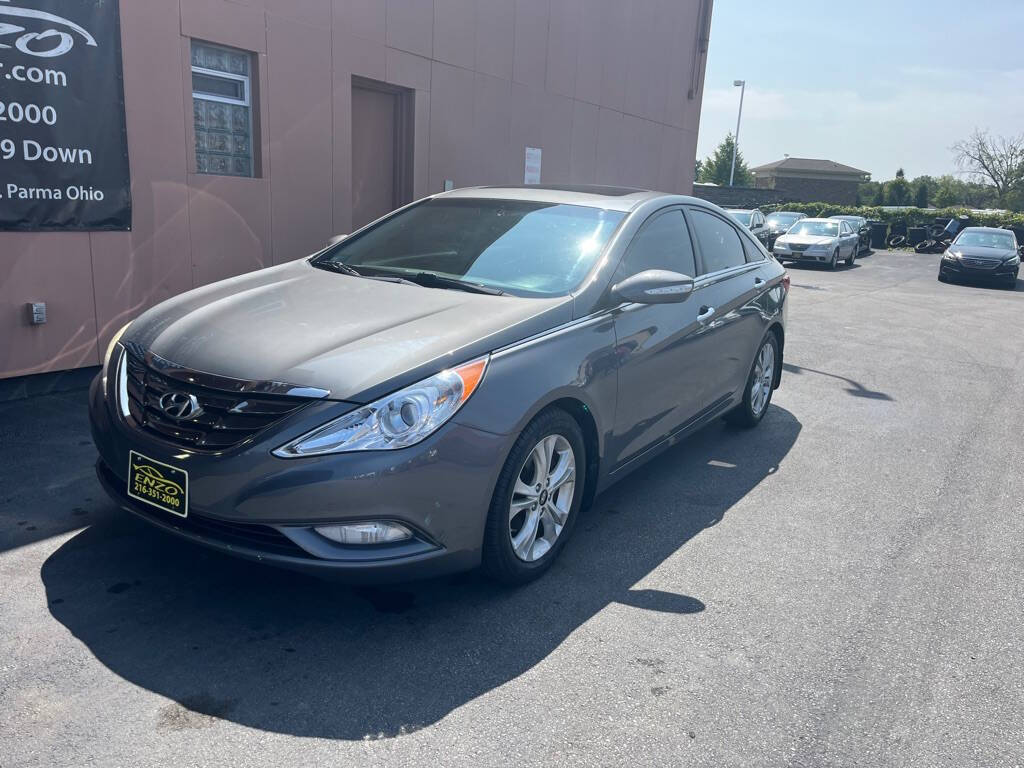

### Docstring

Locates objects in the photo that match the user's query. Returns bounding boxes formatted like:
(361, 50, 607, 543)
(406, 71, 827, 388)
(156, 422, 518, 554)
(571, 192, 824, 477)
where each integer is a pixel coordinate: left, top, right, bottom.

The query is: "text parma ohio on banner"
(0, 0, 131, 230)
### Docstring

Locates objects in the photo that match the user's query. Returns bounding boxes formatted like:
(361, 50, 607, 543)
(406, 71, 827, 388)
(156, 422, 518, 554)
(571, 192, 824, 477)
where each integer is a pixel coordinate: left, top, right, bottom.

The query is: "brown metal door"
(351, 84, 398, 230)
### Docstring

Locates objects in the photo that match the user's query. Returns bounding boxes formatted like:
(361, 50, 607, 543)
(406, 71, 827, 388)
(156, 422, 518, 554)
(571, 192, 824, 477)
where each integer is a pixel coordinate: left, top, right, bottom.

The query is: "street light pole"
(729, 79, 746, 187)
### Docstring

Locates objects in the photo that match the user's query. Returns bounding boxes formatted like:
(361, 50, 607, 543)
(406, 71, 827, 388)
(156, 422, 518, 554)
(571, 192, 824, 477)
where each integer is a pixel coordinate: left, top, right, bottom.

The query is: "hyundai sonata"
(90, 185, 789, 584)
(773, 217, 859, 269)
(938, 226, 1020, 288)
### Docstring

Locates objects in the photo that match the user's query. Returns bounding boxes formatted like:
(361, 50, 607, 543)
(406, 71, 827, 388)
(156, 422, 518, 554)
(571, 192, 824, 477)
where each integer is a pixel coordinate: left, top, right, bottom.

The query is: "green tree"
(887, 169, 911, 206)
(933, 175, 959, 207)
(698, 132, 753, 186)
(872, 184, 886, 206)
(914, 180, 929, 208)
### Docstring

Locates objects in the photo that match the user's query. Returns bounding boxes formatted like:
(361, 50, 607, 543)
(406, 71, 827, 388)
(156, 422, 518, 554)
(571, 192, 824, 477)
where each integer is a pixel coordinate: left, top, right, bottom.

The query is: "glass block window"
(191, 41, 254, 177)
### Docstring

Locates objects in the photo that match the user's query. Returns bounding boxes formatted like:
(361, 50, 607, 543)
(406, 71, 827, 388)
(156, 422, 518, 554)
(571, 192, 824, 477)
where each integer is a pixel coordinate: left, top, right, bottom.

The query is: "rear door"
(685, 206, 770, 411)
(609, 208, 711, 468)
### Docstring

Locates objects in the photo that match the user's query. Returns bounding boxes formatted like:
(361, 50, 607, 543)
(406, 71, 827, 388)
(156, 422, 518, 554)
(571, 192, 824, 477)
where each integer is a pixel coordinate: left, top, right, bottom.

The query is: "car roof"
(436, 184, 665, 212)
(799, 218, 839, 223)
(769, 211, 805, 216)
(959, 226, 1013, 235)
(829, 214, 862, 220)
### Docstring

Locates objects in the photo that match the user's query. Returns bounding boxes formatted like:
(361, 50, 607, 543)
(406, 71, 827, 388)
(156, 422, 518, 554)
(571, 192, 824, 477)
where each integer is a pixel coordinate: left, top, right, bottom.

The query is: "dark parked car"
(938, 227, 1020, 288)
(89, 185, 789, 585)
(829, 215, 871, 254)
(726, 208, 771, 249)
(764, 211, 806, 250)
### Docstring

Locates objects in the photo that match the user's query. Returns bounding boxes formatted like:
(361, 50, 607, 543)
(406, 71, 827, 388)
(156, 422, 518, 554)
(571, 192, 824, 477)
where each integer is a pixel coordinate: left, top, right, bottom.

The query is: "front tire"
(482, 408, 586, 585)
(845, 245, 856, 266)
(726, 333, 779, 428)
(829, 249, 839, 270)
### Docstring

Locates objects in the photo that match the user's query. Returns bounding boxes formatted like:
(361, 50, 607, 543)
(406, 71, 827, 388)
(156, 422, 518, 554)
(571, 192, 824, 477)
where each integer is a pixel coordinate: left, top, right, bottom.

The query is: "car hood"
(778, 234, 835, 246)
(949, 245, 1016, 261)
(124, 260, 572, 402)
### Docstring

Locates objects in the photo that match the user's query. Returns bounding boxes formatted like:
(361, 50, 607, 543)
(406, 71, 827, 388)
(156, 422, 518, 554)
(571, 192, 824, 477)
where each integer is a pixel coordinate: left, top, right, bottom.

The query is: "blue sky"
(697, 0, 1024, 180)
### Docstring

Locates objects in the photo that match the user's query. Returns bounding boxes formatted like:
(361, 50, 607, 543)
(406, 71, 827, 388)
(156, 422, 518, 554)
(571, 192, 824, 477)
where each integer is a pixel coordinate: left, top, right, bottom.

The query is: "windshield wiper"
(312, 260, 363, 277)
(405, 271, 506, 296)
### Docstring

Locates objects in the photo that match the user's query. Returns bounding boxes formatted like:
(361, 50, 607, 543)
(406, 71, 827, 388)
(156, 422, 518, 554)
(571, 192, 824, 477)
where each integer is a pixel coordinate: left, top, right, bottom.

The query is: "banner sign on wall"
(0, 0, 131, 230)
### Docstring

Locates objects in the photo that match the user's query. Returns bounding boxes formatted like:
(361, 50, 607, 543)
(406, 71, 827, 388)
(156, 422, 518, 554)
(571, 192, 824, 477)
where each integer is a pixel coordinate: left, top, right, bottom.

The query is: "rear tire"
(481, 408, 586, 585)
(725, 332, 779, 429)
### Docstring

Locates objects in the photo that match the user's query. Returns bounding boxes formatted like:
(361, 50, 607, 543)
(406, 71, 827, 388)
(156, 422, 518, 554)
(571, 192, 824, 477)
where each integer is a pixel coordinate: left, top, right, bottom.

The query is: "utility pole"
(729, 79, 746, 187)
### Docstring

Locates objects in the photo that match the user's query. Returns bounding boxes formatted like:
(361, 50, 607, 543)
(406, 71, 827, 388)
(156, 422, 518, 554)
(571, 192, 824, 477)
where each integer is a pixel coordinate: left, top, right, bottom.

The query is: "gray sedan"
(773, 218, 859, 269)
(89, 185, 789, 584)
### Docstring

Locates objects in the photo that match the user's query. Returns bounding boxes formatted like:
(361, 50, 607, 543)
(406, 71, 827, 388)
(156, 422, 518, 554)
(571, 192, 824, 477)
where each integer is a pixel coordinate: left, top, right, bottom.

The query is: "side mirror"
(1019, 245, 1024, 257)
(326, 234, 348, 247)
(612, 269, 695, 305)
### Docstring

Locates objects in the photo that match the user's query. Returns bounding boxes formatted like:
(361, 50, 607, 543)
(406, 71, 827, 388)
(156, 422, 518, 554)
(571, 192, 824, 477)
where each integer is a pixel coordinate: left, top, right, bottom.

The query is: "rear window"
(318, 198, 626, 297)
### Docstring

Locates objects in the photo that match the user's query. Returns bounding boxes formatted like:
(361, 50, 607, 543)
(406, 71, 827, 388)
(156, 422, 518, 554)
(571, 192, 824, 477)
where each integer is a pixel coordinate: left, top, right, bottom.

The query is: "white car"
(773, 218, 860, 269)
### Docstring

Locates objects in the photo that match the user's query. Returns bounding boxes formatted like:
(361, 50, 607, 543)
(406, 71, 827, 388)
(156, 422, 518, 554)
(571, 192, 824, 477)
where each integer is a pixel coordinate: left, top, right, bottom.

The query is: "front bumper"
(89, 373, 512, 582)
(939, 259, 1019, 283)
(773, 247, 832, 263)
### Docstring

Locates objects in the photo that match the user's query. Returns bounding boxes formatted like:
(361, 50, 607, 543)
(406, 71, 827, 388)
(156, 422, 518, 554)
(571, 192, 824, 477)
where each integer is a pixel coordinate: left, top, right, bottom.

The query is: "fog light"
(314, 522, 412, 545)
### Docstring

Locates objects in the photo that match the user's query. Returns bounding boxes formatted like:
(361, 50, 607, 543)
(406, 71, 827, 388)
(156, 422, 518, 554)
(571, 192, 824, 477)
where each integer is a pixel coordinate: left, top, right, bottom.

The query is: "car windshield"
(790, 221, 839, 236)
(315, 198, 626, 296)
(728, 210, 752, 226)
(954, 230, 1016, 250)
(766, 213, 802, 227)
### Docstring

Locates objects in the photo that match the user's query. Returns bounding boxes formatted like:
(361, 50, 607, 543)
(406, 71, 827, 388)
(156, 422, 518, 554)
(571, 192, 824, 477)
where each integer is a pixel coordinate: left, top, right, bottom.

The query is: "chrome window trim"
(693, 261, 762, 289)
(122, 341, 330, 399)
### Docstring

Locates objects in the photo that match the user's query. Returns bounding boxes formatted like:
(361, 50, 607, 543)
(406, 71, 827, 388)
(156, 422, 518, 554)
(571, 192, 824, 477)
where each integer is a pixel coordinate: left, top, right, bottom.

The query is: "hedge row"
(759, 203, 1024, 229)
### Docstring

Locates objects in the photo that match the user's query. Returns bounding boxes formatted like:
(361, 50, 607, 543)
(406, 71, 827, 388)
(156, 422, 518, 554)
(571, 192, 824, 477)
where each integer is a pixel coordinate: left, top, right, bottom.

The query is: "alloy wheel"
(750, 341, 775, 416)
(509, 434, 576, 562)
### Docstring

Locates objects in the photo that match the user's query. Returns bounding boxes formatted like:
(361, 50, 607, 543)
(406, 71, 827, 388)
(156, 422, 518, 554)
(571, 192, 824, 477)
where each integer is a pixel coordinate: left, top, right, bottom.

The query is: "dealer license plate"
(127, 450, 188, 518)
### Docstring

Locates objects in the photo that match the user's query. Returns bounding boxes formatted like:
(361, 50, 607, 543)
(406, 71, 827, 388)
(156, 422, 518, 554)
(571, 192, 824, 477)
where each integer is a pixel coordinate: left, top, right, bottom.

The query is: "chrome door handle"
(697, 305, 715, 323)
(754, 277, 765, 286)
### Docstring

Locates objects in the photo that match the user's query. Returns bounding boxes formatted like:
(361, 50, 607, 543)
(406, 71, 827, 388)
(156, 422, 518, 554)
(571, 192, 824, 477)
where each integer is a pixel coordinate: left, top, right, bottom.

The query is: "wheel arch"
(767, 322, 784, 389)
(544, 397, 601, 512)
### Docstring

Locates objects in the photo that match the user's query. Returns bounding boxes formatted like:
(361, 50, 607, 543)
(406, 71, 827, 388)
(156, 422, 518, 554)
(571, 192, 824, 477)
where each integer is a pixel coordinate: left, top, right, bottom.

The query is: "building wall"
(760, 175, 860, 205)
(0, 0, 712, 380)
(691, 184, 788, 208)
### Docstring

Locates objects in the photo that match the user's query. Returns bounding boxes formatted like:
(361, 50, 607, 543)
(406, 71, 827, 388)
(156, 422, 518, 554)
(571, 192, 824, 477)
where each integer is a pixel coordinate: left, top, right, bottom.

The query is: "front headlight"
(1005, 254, 1020, 266)
(273, 356, 489, 456)
(942, 251, 958, 261)
(100, 322, 130, 392)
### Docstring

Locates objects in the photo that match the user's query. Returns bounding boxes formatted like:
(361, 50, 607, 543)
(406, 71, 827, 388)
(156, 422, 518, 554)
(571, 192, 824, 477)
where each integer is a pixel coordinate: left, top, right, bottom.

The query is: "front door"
(609, 208, 713, 469)
(351, 79, 413, 230)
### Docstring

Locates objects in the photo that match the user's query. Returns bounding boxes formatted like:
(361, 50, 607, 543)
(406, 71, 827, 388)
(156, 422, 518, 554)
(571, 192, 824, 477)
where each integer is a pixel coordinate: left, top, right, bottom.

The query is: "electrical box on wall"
(28, 303, 47, 325)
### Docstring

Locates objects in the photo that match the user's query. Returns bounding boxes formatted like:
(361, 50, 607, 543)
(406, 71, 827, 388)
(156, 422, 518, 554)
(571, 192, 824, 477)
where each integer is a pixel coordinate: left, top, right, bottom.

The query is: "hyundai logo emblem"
(158, 391, 204, 421)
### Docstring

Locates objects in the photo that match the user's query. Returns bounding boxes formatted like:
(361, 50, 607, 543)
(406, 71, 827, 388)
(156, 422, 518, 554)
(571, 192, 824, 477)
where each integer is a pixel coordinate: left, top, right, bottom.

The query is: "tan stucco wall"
(1, 0, 711, 379)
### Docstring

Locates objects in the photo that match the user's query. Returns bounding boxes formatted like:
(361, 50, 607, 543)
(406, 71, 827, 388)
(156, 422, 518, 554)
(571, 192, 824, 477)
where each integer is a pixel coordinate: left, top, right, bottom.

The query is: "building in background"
(751, 157, 870, 205)
(1, 0, 713, 382)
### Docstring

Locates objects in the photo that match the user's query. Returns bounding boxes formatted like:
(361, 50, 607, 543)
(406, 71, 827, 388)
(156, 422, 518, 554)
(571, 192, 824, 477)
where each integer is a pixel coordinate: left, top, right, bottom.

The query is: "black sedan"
(938, 227, 1020, 288)
(764, 211, 806, 250)
(829, 215, 871, 254)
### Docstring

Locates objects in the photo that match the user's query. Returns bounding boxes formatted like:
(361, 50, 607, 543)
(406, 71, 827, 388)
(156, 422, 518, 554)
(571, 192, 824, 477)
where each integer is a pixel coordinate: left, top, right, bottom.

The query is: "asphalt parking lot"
(1, 249, 1022, 767)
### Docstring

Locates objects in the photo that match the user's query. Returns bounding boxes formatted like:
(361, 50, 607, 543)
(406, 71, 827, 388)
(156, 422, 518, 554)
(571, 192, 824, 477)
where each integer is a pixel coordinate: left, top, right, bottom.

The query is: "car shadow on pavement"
(41, 406, 801, 740)
(782, 362, 894, 401)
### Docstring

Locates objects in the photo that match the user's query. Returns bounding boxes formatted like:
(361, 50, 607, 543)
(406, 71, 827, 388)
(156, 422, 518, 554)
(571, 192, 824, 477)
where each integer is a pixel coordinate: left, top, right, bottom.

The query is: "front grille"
(789, 243, 810, 252)
(122, 350, 313, 451)
(961, 258, 998, 269)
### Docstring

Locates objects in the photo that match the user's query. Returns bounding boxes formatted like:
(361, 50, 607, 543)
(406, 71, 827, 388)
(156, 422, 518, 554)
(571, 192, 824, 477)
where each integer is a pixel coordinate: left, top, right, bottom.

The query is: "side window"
(618, 210, 696, 279)
(688, 209, 747, 274)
